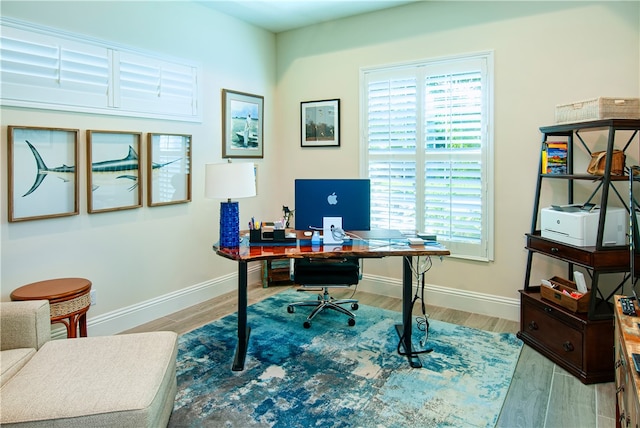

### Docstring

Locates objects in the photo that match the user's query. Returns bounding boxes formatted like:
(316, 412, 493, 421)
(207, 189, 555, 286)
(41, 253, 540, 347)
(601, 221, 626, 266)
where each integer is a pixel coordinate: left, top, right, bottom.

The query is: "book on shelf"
(543, 141, 567, 174)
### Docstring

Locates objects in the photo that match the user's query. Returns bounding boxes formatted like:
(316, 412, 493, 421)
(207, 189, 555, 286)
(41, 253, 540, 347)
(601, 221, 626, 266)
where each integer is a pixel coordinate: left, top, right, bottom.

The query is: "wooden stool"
(10, 278, 92, 338)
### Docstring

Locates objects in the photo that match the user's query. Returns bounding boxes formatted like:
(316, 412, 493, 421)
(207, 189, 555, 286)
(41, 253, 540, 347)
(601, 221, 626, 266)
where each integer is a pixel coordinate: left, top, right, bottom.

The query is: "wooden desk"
(214, 230, 450, 371)
(10, 278, 92, 338)
(614, 296, 640, 427)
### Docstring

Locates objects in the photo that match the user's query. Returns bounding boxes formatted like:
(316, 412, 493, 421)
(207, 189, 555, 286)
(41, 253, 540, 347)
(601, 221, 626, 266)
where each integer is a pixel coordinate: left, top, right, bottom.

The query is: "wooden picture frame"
(147, 133, 192, 206)
(222, 89, 264, 158)
(87, 130, 142, 213)
(8, 126, 79, 222)
(301, 99, 340, 147)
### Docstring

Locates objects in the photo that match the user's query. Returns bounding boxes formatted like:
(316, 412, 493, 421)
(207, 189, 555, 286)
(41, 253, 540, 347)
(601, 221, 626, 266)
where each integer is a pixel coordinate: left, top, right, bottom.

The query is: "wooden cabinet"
(615, 296, 640, 428)
(520, 287, 614, 384)
(261, 259, 293, 288)
(519, 119, 640, 384)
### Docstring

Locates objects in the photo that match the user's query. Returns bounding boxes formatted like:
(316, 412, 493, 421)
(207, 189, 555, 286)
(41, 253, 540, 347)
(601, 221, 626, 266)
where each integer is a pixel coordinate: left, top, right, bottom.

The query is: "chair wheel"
(351, 303, 359, 310)
(348, 318, 356, 326)
(287, 306, 295, 313)
(303, 321, 312, 329)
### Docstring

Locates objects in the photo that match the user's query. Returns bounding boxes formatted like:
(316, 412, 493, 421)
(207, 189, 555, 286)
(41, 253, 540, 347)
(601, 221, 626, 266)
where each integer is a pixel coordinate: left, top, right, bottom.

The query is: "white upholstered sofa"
(0, 300, 178, 427)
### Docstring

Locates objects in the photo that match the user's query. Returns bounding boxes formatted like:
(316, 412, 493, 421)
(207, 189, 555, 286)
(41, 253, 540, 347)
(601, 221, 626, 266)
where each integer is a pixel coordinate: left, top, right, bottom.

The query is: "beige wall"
(1, 1, 639, 329)
(274, 1, 640, 302)
(0, 1, 277, 329)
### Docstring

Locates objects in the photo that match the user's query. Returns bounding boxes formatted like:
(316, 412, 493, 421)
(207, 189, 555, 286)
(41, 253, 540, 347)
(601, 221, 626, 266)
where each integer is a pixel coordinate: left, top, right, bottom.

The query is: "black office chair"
(287, 257, 361, 328)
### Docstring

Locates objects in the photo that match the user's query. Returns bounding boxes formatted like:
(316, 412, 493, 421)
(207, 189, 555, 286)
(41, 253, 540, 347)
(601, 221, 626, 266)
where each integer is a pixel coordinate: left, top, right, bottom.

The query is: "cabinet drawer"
(522, 297, 584, 368)
(526, 233, 629, 270)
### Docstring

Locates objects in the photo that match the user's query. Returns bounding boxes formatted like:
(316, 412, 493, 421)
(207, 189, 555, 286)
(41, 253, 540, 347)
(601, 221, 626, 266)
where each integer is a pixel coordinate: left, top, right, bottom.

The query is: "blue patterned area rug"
(169, 290, 522, 428)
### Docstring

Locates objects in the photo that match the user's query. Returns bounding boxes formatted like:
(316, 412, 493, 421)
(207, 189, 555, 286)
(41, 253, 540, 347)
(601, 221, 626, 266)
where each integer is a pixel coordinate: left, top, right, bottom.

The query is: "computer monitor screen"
(294, 179, 371, 231)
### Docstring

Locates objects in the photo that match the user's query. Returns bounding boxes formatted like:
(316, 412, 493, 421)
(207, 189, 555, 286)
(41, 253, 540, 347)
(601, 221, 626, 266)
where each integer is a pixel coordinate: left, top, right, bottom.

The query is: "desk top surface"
(214, 230, 450, 262)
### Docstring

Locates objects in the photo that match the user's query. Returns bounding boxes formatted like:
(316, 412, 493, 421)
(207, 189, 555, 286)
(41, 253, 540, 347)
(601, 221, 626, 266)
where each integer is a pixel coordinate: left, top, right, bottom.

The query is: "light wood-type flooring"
(123, 282, 616, 428)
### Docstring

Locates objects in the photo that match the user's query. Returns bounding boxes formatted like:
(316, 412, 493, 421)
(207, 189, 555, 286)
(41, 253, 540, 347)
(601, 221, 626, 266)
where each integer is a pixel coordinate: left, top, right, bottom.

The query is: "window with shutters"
(361, 52, 494, 261)
(0, 17, 201, 122)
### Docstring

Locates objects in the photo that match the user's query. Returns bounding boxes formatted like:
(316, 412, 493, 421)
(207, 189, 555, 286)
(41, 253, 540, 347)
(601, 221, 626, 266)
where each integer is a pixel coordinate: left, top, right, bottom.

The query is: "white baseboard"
(358, 274, 520, 322)
(58, 266, 262, 339)
(68, 268, 519, 339)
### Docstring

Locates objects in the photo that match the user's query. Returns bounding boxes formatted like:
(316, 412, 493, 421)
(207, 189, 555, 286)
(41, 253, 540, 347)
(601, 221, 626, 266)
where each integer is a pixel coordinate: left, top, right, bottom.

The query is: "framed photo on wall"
(222, 89, 264, 158)
(301, 99, 340, 147)
(87, 130, 142, 213)
(147, 133, 192, 206)
(7, 126, 79, 222)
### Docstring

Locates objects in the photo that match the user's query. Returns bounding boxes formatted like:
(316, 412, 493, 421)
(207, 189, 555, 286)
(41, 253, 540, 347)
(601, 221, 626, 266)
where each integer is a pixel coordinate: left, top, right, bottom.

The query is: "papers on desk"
(424, 245, 446, 250)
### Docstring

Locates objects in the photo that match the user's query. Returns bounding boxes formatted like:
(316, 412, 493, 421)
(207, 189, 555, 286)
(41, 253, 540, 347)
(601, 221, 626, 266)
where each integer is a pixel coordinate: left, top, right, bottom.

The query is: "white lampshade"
(205, 162, 256, 200)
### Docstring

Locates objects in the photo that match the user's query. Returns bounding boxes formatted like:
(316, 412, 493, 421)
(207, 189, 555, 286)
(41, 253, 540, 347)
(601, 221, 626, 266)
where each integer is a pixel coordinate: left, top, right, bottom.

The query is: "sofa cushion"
(0, 331, 178, 427)
(0, 349, 36, 387)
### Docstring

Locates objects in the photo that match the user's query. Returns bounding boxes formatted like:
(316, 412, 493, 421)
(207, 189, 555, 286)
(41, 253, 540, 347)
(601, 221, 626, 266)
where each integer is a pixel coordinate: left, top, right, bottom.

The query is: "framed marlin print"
(147, 133, 192, 206)
(87, 130, 142, 214)
(8, 126, 79, 222)
(222, 89, 264, 159)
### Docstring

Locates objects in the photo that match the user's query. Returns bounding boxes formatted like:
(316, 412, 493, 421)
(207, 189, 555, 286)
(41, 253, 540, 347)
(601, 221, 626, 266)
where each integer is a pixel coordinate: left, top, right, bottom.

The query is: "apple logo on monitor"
(327, 192, 338, 205)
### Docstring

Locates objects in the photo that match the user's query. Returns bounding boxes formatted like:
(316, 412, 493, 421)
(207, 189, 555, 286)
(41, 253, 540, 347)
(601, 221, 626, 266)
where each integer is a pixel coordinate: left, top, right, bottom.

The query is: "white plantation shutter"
(367, 72, 418, 232)
(362, 53, 494, 260)
(0, 18, 200, 121)
(0, 25, 110, 109)
(118, 52, 198, 118)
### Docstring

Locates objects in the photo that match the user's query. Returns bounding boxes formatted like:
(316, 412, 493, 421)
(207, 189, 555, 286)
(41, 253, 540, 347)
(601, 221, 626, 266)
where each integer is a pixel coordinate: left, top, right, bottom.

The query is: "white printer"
(540, 206, 626, 247)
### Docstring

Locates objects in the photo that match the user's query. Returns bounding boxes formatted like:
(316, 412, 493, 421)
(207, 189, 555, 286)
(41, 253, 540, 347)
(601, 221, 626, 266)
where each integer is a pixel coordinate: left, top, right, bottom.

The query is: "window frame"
(360, 51, 495, 261)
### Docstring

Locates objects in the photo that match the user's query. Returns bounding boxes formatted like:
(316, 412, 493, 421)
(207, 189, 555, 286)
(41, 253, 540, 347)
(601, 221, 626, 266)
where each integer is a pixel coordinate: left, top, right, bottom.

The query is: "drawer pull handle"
(551, 247, 559, 253)
(562, 341, 574, 352)
(544, 307, 553, 313)
(528, 321, 538, 331)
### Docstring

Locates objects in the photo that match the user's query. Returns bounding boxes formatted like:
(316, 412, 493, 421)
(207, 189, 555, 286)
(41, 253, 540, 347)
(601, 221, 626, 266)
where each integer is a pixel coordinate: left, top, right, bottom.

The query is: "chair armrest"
(1, 300, 51, 350)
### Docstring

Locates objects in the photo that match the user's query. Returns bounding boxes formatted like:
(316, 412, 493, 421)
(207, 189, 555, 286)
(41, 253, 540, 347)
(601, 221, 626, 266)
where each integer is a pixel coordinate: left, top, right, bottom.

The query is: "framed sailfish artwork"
(8, 126, 79, 222)
(147, 133, 192, 206)
(87, 130, 143, 214)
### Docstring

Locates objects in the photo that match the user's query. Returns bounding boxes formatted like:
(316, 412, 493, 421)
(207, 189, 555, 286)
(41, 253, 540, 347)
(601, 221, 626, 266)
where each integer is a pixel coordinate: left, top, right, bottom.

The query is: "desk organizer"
(249, 229, 296, 244)
(540, 276, 591, 313)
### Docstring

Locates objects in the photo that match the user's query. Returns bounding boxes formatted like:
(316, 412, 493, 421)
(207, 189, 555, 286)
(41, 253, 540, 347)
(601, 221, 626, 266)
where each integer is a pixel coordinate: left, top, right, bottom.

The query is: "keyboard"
(620, 297, 636, 316)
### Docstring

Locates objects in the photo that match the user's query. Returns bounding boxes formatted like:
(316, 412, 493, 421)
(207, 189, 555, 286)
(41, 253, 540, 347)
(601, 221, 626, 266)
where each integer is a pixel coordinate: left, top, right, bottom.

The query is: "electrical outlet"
(90, 289, 96, 306)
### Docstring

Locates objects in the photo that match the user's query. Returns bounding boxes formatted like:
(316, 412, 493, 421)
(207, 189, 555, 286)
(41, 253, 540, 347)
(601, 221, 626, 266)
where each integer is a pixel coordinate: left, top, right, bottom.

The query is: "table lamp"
(205, 161, 256, 247)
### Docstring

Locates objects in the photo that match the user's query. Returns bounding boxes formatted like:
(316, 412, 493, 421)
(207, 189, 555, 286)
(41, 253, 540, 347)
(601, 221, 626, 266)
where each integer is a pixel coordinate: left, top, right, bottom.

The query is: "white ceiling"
(196, 0, 420, 33)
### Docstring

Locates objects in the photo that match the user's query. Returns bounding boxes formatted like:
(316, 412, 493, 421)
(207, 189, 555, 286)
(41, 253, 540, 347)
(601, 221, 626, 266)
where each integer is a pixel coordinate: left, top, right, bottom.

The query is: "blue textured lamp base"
(220, 201, 240, 248)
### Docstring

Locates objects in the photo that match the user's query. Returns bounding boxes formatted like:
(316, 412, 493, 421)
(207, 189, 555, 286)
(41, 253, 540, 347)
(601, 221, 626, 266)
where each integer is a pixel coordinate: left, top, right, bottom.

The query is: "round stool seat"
(11, 278, 92, 338)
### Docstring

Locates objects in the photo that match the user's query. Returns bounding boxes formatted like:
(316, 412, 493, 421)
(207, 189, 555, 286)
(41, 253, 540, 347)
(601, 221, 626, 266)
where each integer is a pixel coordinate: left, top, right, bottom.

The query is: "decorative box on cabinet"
(614, 296, 640, 428)
(519, 288, 614, 384)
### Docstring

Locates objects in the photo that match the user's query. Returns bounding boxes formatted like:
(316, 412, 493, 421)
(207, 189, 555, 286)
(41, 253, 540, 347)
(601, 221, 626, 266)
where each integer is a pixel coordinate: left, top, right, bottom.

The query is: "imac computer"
(294, 179, 371, 231)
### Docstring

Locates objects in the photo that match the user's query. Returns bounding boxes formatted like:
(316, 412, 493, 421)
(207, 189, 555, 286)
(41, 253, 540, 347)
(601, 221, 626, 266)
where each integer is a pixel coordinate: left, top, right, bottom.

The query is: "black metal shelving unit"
(517, 119, 640, 384)
(524, 119, 640, 320)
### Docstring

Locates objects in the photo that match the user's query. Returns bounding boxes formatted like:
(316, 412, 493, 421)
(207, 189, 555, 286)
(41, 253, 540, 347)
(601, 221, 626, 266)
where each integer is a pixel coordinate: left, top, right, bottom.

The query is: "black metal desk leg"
(232, 260, 251, 371)
(394, 255, 423, 368)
